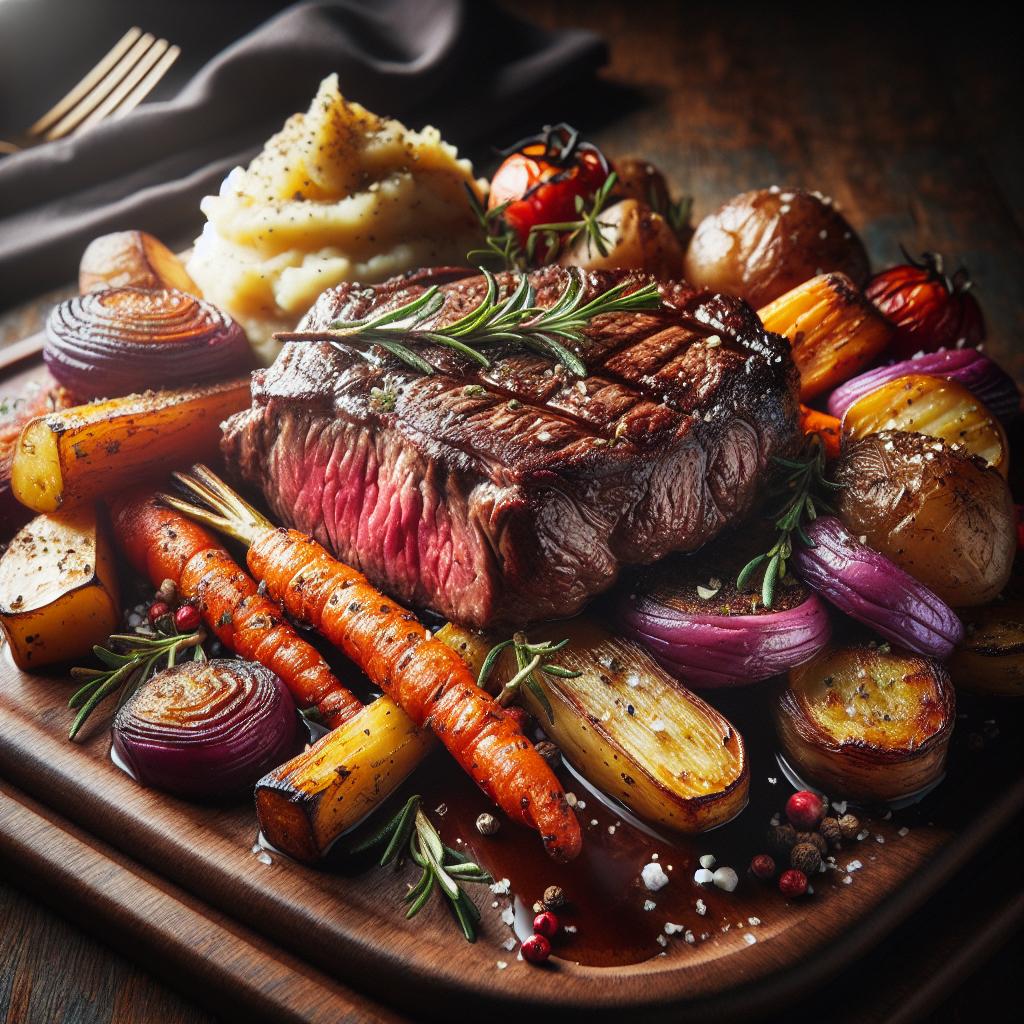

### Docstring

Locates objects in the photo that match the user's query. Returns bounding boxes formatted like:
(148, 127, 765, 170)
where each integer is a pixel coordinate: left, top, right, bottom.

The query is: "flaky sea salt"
(642, 862, 670, 891)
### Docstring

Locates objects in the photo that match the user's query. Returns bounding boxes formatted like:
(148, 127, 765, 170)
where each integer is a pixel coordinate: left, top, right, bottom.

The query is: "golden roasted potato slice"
(0, 506, 120, 669)
(79, 231, 200, 295)
(11, 378, 250, 513)
(255, 697, 434, 862)
(438, 618, 749, 834)
(950, 600, 1024, 697)
(776, 642, 955, 801)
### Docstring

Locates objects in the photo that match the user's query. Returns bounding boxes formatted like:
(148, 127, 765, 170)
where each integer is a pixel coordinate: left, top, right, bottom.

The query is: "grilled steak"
(222, 266, 798, 628)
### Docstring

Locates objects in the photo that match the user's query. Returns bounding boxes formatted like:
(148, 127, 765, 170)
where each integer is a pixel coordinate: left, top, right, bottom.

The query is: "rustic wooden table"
(1, 1, 1021, 1021)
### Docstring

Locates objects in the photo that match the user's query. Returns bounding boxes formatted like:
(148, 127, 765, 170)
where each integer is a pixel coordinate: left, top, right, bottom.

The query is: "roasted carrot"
(108, 488, 364, 727)
(799, 404, 842, 459)
(162, 468, 583, 862)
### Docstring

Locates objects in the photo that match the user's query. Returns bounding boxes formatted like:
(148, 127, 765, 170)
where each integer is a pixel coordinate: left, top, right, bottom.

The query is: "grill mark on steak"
(223, 266, 799, 628)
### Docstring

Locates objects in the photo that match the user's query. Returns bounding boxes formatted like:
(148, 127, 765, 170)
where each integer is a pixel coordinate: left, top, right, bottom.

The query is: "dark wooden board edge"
(0, 778, 403, 1024)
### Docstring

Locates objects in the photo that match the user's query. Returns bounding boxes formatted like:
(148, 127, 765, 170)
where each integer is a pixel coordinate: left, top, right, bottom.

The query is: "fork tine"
(29, 27, 142, 136)
(74, 38, 172, 135)
(45, 32, 155, 142)
(108, 43, 180, 123)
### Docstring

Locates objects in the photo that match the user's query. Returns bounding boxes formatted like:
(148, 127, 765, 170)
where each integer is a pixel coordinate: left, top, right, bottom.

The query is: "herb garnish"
(68, 621, 206, 740)
(276, 268, 662, 378)
(478, 632, 581, 724)
(349, 795, 493, 942)
(736, 433, 843, 608)
(526, 171, 619, 263)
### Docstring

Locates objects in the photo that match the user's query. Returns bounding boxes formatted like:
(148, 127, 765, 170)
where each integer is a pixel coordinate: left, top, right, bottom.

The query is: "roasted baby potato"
(683, 187, 869, 307)
(949, 599, 1024, 697)
(836, 431, 1015, 607)
(842, 374, 1008, 477)
(438, 619, 749, 834)
(560, 199, 684, 278)
(612, 157, 674, 217)
(758, 273, 892, 400)
(79, 231, 199, 296)
(256, 697, 434, 862)
(11, 378, 250, 513)
(776, 641, 955, 802)
(0, 506, 120, 669)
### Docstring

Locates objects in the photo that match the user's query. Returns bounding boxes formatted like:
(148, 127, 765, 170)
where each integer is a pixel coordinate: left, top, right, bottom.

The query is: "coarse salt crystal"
(537, 430, 552, 442)
(898, 827, 909, 837)
(565, 792, 578, 807)
(664, 922, 684, 935)
(693, 868, 715, 887)
(842, 875, 853, 885)
(642, 862, 670, 891)
(749, 917, 761, 926)
(643, 900, 657, 911)
(846, 860, 863, 872)
(696, 899, 707, 915)
(699, 854, 716, 870)
(656, 934, 668, 947)
(857, 830, 870, 841)
(685, 930, 696, 944)
(563, 925, 577, 934)
(713, 867, 739, 892)
(500, 907, 515, 926)
(743, 933, 757, 945)
(875, 835, 885, 844)
(502, 937, 516, 951)
(496, 961, 508, 970)
(832, 800, 847, 814)
(490, 878, 511, 895)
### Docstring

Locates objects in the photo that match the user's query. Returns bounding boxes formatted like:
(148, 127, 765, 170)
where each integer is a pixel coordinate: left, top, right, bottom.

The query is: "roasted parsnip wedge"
(437, 619, 749, 834)
(776, 643, 955, 801)
(0, 506, 120, 669)
(255, 697, 434, 862)
(79, 230, 200, 295)
(949, 600, 1024, 697)
(11, 378, 250, 513)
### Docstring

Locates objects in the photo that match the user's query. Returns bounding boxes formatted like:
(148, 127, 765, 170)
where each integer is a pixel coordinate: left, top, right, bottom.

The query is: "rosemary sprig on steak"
(736, 434, 843, 608)
(348, 794, 492, 942)
(275, 267, 662, 377)
(478, 632, 581, 723)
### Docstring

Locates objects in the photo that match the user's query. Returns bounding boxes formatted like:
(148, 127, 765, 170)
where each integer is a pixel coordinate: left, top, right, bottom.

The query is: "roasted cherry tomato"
(865, 250, 985, 360)
(488, 123, 610, 245)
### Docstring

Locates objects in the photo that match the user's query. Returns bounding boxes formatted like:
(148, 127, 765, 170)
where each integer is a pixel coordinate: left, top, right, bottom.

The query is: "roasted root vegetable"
(842, 374, 1008, 477)
(437, 619, 750, 834)
(109, 490, 364, 726)
(11, 378, 250, 513)
(79, 230, 199, 295)
(256, 696, 435, 862)
(758, 273, 892, 400)
(0, 506, 120, 669)
(836, 431, 1015, 607)
(162, 466, 581, 861)
(949, 599, 1024, 697)
(683, 188, 870, 308)
(775, 642, 955, 801)
(560, 199, 684, 277)
(799, 405, 841, 459)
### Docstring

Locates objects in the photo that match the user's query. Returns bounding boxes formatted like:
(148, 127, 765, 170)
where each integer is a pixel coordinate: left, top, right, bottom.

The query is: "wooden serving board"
(2, 337, 1023, 1022)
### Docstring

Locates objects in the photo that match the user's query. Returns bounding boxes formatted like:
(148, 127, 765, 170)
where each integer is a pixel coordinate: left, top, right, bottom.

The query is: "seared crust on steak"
(223, 266, 799, 628)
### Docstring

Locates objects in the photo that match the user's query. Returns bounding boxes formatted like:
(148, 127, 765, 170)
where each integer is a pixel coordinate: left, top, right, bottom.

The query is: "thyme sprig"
(68, 622, 206, 740)
(525, 171, 620, 263)
(736, 433, 843, 608)
(478, 632, 581, 724)
(465, 187, 524, 271)
(276, 268, 662, 378)
(349, 795, 493, 942)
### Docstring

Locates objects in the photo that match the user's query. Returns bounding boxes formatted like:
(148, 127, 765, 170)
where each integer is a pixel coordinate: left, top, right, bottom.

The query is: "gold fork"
(0, 27, 180, 155)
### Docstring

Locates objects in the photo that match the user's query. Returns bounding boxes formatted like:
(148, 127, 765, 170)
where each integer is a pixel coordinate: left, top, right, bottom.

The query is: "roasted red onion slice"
(791, 517, 963, 659)
(45, 287, 250, 400)
(618, 588, 832, 688)
(112, 659, 301, 799)
(826, 347, 1020, 423)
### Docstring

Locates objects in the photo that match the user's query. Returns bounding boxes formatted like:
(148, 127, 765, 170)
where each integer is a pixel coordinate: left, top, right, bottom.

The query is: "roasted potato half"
(684, 188, 869, 308)
(836, 430, 1015, 607)
(949, 599, 1024, 697)
(256, 696, 434, 862)
(11, 377, 250, 513)
(775, 642, 955, 802)
(79, 231, 199, 295)
(438, 618, 749, 834)
(0, 506, 120, 669)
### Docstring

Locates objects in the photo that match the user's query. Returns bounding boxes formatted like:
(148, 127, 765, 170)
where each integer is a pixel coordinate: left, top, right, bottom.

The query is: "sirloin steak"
(222, 266, 799, 628)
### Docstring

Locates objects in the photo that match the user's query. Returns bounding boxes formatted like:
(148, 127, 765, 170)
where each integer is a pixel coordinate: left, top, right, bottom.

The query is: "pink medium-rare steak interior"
(222, 266, 799, 628)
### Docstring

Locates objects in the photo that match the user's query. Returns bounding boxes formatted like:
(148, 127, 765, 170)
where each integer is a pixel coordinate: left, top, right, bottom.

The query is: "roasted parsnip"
(437, 619, 749, 833)
(11, 378, 250, 513)
(758, 272, 892, 400)
(79, 230, 199, 295)
(255, 697, 435, 862)
(0, 506, 120, 669)
(776, 642, 955, 801)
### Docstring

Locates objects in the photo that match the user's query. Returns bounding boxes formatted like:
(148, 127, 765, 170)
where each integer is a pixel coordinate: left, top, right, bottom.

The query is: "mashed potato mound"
(187, 75, 485, 364)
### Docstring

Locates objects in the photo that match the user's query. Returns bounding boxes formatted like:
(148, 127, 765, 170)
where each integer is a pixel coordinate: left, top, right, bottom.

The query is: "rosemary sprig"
(478, 632, 581, 724)
(736, 433, 843, 609)
(68, 621, 206, 740)
(276, 268, 662, 378)
(349, 795, 493, 942)
(465, 186, 525, 271)
(525, 171, 620, 263)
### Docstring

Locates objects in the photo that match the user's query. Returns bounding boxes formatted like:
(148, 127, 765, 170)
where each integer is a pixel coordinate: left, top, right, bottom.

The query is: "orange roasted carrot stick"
(161, 468, 582, 862)
(108, 488, 364, 728)
(799, 404, 842, 459)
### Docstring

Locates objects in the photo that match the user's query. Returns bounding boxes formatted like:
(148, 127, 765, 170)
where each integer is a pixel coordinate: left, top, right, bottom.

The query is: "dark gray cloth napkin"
(0, 0, 605, 308)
